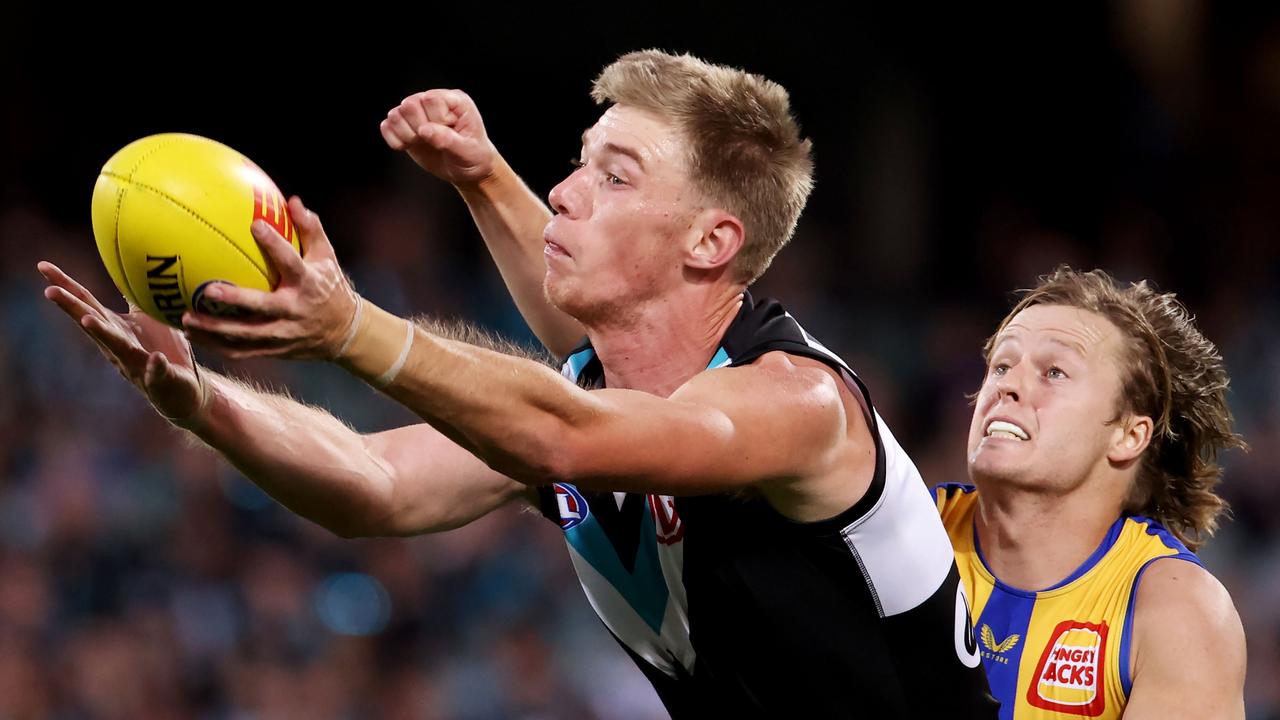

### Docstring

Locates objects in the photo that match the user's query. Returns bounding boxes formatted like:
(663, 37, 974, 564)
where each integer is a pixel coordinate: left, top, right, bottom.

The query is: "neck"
(972, 474, 1128, 590)
(584, 284, 744, 397)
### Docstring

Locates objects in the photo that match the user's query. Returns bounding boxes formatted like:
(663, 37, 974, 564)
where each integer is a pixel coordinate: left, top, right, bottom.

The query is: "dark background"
(2, 4, 1277, 717)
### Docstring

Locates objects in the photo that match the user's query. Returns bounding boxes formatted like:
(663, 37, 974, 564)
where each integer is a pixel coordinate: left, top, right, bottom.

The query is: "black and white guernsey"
(537, 292, 999, 718)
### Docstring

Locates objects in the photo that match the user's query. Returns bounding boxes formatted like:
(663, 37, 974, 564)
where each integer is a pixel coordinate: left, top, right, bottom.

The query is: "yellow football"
(90, 133, 301, 327)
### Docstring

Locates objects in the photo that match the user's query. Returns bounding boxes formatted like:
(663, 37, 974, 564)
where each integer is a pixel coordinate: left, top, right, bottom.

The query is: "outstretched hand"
(180, 196, 360, 361)
(39, 261, 207, 425)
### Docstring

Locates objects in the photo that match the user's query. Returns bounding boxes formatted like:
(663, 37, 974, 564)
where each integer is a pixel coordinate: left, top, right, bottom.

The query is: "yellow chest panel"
(935, 484, 1199, 720)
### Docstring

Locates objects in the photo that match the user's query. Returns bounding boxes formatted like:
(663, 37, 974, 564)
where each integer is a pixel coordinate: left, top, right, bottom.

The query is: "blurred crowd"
(3, 3, 1280, 718)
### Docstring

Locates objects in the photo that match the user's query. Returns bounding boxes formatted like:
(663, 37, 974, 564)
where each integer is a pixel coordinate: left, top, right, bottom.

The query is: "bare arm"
(38, 262, 528, 539)
(1122, 559, 1246, 719)
(381, 90, 584, 356)
(191, 374, 528, 537)
(180, 206, 870, 505)
(342, 315, 853, 498)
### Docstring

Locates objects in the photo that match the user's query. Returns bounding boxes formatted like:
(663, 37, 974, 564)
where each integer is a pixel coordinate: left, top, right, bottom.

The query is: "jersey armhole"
(1118, 553, 1201, 697)
(535, 484, 561, 524)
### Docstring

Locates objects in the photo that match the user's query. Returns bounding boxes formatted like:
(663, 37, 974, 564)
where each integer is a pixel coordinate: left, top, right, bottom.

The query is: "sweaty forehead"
(996, 304, 1125, 359)
(583, 105, 688, 169)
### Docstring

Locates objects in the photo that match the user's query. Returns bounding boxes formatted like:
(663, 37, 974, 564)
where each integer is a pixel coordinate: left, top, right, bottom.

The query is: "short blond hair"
(592, 50, 814, 283)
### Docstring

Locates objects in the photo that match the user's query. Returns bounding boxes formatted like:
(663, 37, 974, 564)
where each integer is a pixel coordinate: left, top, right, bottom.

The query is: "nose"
(548, 167, 589, 219)
(994, 366, 1024, 404)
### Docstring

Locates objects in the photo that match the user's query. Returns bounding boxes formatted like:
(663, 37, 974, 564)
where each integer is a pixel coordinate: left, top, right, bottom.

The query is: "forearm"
(457, 156, 583, 356)
(332, 304, 841, 496)
(184, 372, 398, 537)
(336, 303, 585, 484)
(332, 302, 759, 494)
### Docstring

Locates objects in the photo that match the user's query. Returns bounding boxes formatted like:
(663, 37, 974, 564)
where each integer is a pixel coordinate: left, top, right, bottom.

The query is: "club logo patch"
(1027, 620, 1108, 716)
(647, 494, 683, 545)
(553, 483, 589, 530)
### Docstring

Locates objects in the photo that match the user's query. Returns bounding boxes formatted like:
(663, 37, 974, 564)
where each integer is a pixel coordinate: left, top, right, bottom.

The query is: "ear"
(685, 211, 745, 271)
(1108, 414, 1153, 465)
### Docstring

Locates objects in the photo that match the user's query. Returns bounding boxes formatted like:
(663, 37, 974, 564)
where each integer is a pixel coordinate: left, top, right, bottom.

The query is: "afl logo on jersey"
(554, 483, 589, 530)
(648, 494, 684, 545)
(1027, 620, 1108, 716)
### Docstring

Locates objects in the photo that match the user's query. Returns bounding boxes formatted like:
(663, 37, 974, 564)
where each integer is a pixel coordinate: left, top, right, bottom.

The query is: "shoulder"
(1132, 558, 1244, 681)
(672, 351, 868, 498)
(1134, 558, 1241, 640)
(676, 350, 845, 410)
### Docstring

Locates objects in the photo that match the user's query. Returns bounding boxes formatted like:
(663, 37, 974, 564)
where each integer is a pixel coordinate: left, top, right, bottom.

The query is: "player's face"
(967, 304, 1131, 494)
(542, 105, 702, 324)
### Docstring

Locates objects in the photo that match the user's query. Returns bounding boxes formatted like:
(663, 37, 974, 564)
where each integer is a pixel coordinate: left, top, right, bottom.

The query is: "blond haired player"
(41, 51, 998, 717)
(371, 74, 1251, 718)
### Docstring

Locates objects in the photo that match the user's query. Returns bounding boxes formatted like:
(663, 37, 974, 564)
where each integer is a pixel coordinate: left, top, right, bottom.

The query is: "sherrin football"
(90, 133, 301, 326)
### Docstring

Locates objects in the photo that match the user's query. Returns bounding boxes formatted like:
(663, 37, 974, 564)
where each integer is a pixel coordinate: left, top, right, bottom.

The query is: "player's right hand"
(380, 89, 499, 187)
(38, 261, 207, 427)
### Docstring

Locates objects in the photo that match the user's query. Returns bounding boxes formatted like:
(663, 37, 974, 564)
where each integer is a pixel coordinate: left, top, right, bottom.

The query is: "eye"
(607, 173, 626, 186)
(1047, 366, 1068, 380)
(991, 363, 1010, 377)
(569, 158, 585, 170)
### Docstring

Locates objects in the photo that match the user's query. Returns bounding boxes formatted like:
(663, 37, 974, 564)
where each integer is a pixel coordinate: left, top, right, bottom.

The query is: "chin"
(545, 272, 579, 308)
(543, 275, 567, 311)
(968, 454, 1032, 489)
(559, 281, 642, 327)
(971, 460, 1068, 496)
(544, 277, 601, 325)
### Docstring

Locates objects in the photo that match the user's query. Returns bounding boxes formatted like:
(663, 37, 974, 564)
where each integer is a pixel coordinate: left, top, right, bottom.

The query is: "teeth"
(987, 421, 1028, 440)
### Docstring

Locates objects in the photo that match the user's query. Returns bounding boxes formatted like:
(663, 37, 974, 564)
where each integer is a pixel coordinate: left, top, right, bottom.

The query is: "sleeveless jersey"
(935, 483, 1200, 720)
(537, 292, 998, 718)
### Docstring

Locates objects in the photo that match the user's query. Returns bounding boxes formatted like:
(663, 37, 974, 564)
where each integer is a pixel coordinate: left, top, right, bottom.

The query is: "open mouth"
(985, 419, 1029, 441)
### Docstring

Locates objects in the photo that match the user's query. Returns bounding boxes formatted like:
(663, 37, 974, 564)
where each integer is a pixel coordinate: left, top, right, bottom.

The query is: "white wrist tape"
(335, 295, 364, 359)
(374, 319, 415, 388)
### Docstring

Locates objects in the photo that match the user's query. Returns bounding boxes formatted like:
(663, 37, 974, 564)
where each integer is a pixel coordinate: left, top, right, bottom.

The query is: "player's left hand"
(181, 196, 359, 360)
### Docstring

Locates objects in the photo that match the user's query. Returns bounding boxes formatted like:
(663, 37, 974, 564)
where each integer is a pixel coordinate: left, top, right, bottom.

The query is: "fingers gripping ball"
(90, 133, 302, 326)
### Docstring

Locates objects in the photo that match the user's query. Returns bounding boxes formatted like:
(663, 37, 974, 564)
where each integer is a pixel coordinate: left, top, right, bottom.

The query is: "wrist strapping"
(337, 300, 416, 389)
(334, 295, 364, 359)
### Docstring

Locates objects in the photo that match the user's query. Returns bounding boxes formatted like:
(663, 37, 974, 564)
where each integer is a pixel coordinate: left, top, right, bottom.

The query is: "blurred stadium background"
(2, 4, 1278, 718)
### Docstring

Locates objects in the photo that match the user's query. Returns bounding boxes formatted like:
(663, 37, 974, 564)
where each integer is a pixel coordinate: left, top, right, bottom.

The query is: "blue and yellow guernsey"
(935, 483, 1201, 719)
